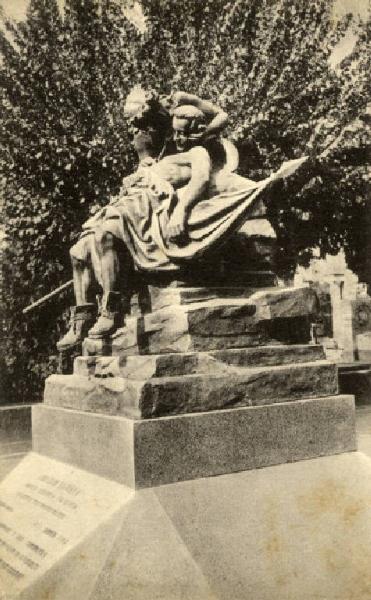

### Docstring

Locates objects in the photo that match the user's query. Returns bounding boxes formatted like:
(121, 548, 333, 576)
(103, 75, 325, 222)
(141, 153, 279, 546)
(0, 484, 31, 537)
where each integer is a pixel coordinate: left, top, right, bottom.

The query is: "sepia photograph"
(0, 0, 370, 598)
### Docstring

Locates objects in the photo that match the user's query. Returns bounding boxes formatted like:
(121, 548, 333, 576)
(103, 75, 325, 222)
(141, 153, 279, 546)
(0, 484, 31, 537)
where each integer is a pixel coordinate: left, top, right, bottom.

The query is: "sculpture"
(58, 88, 307, 352)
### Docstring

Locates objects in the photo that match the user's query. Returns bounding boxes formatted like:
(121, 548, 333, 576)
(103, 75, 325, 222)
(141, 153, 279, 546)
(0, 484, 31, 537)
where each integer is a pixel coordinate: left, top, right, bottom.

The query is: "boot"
(57, 304, 97, 352)
(88, 291, 124, 338)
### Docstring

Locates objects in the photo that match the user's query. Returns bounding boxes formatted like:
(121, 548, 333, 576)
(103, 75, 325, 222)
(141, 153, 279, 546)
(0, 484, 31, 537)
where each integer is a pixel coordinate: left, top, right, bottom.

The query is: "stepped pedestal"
(33, 285, 357, 488)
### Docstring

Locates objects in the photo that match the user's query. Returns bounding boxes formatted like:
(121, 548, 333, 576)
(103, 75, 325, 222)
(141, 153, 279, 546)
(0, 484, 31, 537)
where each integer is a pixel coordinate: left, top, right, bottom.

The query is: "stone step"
(45, 360, 338, 419)
(146, 285, 276, 312)
(106, 286, 318, 356)
(130, 285, 269, 317)
(74, 344, 326, 379)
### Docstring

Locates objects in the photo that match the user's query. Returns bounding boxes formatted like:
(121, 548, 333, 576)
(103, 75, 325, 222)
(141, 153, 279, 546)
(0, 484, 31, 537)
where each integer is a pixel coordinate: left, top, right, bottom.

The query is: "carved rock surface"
(75, 344, 325, 379)
(45, 360, 338, 418)
(121, 360, 338, 418)
(110, 286, 318, 355)
(44, 374, 126, 415)
(148, 285, 271, 312)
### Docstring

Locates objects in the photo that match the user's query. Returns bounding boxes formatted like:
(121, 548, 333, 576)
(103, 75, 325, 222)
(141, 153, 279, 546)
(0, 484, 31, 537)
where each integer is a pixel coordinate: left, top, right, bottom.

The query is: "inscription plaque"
(0, 453, 132, 599)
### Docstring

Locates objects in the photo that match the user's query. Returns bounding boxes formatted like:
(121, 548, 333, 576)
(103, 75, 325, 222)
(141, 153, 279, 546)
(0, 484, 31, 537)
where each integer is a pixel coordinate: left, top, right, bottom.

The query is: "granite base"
(32, 395, 356, 488)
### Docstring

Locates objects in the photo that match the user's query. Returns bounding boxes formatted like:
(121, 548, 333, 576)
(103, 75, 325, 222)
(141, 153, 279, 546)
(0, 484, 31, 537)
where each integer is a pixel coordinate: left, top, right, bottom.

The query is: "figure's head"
(124, 86, 171, 158)
(124, 86, 150, 122)
(172, 105, 207, 151)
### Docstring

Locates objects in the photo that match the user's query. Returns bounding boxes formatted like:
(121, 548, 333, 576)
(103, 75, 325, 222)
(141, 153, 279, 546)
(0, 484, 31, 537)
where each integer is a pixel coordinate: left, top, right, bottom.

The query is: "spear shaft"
(22, 280, 73, 315)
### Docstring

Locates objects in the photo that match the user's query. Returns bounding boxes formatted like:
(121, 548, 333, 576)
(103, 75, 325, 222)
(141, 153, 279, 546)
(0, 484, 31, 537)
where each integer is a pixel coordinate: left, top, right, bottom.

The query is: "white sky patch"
(0, 0, 147, 33)
(2, 0, 368, 29)
(329, 28, 359, 69)
(123, 1, 147, 33)
(332, 0, 370, 21)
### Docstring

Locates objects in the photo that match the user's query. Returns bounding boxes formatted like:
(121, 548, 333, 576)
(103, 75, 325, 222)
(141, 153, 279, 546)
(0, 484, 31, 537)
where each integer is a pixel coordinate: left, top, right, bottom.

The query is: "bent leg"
(57, 237, 98, 352)
(98, 231, 121, 300)
(88, 228, 135, 338)
(70, 235, 99, 303)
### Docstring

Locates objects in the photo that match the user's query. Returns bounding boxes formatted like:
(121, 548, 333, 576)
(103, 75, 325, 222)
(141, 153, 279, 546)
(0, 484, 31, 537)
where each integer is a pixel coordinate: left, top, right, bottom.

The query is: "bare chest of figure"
(150, 155, 192, 188)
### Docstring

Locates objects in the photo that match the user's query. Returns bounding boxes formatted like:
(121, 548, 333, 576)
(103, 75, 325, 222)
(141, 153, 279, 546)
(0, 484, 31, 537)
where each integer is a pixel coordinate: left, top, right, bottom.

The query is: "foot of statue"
(57, 304, 97, 352)
(88, 292, 124, 339)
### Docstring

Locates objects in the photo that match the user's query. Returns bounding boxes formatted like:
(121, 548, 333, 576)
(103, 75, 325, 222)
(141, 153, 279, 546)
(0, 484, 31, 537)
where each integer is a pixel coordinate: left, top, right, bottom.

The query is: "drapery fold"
(86, 157, 307, 272)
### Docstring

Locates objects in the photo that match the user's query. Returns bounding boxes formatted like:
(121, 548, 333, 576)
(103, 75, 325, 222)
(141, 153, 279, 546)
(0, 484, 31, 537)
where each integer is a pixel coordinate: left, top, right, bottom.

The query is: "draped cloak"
(73, 157, 307, 278)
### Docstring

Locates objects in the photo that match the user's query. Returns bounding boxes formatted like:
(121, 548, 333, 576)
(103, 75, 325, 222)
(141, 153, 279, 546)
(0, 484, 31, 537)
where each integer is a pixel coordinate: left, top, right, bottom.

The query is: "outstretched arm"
(172, 91, 229, 138)
(166, 146, 211, 242)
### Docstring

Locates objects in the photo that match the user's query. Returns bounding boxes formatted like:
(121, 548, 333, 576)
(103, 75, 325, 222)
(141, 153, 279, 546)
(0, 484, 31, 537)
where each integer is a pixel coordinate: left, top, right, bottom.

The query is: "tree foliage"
(0, 0, 139, 402)
(137, 0, 370, 274)
(0, 0, 369, 403)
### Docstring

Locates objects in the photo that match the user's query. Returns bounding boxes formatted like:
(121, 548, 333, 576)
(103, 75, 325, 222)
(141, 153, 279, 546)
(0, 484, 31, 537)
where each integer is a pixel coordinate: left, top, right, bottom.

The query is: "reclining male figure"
(58, 98, 229, 351)
(58, 92, 306, 351)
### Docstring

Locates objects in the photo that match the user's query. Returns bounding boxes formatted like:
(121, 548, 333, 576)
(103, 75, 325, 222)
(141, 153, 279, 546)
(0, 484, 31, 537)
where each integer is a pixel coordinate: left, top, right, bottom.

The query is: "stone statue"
(57, 88, 171, 352)
(57, 88, 231, 352)
(39, 90, 348, 504)
(58, 88, 307, 352)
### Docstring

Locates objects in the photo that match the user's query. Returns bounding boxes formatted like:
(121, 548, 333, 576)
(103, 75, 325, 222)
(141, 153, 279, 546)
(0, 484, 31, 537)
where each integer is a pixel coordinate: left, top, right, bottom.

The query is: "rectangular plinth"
(33, 395, 356, 488)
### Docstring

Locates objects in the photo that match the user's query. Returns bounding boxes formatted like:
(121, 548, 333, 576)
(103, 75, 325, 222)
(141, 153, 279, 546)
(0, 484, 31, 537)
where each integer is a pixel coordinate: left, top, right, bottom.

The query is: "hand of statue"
(161, 91, 193, 113)
(166, 204, 187, 243)
(171, 91, 187, 106)
(82, 208, 103, 230)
